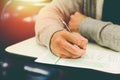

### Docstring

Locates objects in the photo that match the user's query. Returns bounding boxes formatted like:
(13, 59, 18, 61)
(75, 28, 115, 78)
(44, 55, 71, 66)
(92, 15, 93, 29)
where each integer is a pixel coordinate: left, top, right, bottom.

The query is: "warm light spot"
(17, 6, 24, 11)
(23, 17, 33, 22)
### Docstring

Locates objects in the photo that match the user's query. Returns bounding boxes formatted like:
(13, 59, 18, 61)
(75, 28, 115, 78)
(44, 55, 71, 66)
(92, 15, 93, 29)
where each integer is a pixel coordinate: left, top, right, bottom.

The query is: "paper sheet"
(35, 43, 120, 74)
(5, 37, 120, 74)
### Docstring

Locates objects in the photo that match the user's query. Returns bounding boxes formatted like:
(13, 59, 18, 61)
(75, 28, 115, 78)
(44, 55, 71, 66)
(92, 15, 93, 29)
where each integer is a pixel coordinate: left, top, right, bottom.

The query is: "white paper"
(5, 37, 59, 63)
(5, 37, 120, 74)
(36, 43, 120, 74)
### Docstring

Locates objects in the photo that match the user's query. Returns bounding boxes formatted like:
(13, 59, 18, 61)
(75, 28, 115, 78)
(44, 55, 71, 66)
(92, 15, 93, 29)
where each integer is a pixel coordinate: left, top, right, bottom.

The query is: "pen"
(59, 17, 72, 32)
(59, 17, 80, 48)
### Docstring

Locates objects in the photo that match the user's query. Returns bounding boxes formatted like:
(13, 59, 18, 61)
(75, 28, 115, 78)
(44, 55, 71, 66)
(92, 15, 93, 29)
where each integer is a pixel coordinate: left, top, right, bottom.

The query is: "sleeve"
(80, 17, 120, 52)
(35, 0, 83, 49)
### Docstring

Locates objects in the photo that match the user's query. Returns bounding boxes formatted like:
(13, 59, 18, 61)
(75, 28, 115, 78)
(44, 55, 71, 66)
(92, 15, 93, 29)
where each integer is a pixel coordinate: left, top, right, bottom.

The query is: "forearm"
(35, 0, 83, 48)
(80, 17, 120, 52)
(35, 5, 64, 48)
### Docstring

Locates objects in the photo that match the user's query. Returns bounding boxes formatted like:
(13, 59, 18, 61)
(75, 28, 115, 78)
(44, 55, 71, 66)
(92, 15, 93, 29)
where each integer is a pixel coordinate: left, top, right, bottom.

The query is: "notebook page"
(56, 43, 120, 74)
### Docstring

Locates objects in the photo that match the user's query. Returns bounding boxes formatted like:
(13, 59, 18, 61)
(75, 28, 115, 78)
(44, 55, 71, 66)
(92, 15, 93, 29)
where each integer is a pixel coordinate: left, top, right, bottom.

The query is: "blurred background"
(0, 0, 52, 47)
(0, 0, 64, 80)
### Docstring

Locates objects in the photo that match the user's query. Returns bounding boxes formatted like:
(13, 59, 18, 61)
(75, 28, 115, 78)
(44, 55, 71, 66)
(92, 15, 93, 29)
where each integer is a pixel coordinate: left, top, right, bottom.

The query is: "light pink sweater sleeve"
(35, 0, 83, 49)
(35, 0, 120, 52)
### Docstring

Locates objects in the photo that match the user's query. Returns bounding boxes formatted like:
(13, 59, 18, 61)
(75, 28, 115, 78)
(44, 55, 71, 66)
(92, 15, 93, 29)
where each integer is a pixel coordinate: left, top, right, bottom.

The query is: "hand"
(50, 29, 88, 59)
(68, 12, 87, 32)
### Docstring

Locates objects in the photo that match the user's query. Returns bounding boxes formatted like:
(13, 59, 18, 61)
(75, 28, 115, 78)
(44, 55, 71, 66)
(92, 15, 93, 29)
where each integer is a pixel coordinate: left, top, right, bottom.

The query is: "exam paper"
(5, 37, 120, 74)
(35, 43, 120, 74)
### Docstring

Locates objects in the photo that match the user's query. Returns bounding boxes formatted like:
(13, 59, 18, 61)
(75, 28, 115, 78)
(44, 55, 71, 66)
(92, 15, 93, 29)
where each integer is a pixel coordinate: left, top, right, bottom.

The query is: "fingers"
(73, 32, 88, 49)
(50, 30, 88, 59)
(52, 41, 86, 59)
(53, 47, 82, 59)
(54, 48, 72, 58)
(68, 12, 87, 32)
(63, 31, 88, 49)
(60, 38, 85, 56)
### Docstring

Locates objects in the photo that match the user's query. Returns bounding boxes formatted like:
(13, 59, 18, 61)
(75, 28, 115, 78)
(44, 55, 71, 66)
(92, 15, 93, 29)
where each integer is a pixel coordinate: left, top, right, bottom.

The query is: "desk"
(5, 37, 120, 80)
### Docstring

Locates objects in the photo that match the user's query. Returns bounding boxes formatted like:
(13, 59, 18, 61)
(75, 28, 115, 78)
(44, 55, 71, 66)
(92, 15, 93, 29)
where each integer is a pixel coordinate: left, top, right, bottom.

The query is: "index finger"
(63, 31, 88, 49)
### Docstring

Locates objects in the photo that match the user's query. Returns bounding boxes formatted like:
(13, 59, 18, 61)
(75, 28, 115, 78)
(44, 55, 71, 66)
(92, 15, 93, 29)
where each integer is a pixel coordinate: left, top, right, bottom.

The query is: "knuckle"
(75, 12, 79, 15)
(70, 15, 74, 19)
(55, 38, 65, 46)
(55, 38, 62, 44)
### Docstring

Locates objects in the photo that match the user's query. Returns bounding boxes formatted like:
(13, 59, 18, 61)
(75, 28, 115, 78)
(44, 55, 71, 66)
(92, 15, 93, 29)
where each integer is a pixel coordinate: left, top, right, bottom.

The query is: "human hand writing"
(68, 12, 87, 32)
(50, 29, 88, 59)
